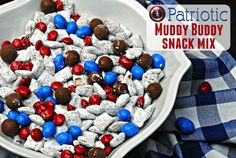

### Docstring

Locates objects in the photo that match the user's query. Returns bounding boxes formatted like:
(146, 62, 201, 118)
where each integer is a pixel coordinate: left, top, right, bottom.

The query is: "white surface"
(0, 0, 191, 157)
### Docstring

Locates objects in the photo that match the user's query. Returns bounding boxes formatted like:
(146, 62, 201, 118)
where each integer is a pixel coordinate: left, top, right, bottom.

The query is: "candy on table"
(0, 0, 167, 157)
(176, 117, 195, 134)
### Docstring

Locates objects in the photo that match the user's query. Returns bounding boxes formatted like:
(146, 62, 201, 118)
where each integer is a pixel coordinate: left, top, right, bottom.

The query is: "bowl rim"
(0, 0, 191, 158)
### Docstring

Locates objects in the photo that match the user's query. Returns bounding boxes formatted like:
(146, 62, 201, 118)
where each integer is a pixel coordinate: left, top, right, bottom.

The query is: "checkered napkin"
(129, 1, 236, 158)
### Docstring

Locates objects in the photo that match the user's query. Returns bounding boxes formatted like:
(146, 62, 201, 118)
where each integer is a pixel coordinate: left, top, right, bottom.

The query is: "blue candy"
(152, 54, 165, 69)
(84, 61, 101, 73)
(150, 0, 164, 4)
(104, 71, 118, 85)
(42, 121, 56, 138)
(7, 110, 19, 121)
(76, 26, 92, 38)
(16, 113, 30, 126)
(0, 100, 4, 113)
(44, 97, 57, 105)
(118, 109, 131, 121)
(120, 123, 139, 137)
(68, 125, 82, 138)
(66, 21, 78, 34)
(54, 14, 67, 29)
(35, 86, 53, 100)
(131, 65, 144, 80)
(54, 54, 65, 72)
(55, 132, 73, 145)
(176, 117, 195, 134)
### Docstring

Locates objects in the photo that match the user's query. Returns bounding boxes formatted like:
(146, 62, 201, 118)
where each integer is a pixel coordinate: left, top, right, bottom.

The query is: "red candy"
(106, 93, 117, 102)
(1, 40, 11, 47)
(89, 94, 101, 105)
(73, 155, 85, 158)
(105, 146, 112, 155)
(137, 96, 144, 107)
(103, 86, 112, 94)
(51, 81, 63, 90)
(67, 85, 76, 92)
(44, 101, 55, 110)
(35, 40, 43, 50)
(40, 46, 51, 57)
(36, 22, 47, 33)
(71, 13, 80, 21)
(36, 105, 46, 115)
(21, 62, 33, 71)
(10, 61, 22, 72)
(12, 38, 24, 50)
(56, 0, 63, 11)
(31, 128, 43, 141)
(101, 134, 113, 144)
(53, 114, 65, 126)
(33, 101, 44, 109)
(118, 55, 134, 69)
(67, 104, 76, 111)
(16, 86, 31, 98)
(61, 150, 73, 158)
(19, 127, 30, 139)
(41, 109, 54, 120)
(81, 99, 89, 108)
(19, 77, 31, 87)
(72, 64, 84, 75)
(62, 37, 73, 45)
(199, 81, 212, 93)
(74, 145, 86, 155)
(22, 37, 31, 47)
(48, 30, 58, 41)
(84, 36, 91, 46)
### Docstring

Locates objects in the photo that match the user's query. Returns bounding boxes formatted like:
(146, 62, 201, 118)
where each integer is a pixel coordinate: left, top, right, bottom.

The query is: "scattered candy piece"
(176, 117, 195, 134)
(120, 123, 139, 137)
(199, 81, 212, 93)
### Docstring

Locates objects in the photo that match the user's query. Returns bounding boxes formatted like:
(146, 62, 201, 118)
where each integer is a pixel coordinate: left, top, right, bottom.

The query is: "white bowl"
(0, 0, 191, 157)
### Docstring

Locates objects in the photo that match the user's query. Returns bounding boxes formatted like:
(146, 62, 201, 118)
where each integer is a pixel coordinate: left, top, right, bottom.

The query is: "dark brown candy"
(98, 56, 113, 72)
(113, 81, 129, 96)
(1, 119, 19, 137)
(146, 83, 162, 99)
(40, 0, 57, 14)
(137, 54, 153, 69)
(112, 40, 127, 55)
(65, 50, 80, 66)
(88, 147, 106, 158)
(87, 72, 103, 85)
(55, 87, 72, 105)
(0, 45, 17, 63)
(5, 93, 22, 110)
(89, 18, 103, 30)
(94, 25, 109, 40)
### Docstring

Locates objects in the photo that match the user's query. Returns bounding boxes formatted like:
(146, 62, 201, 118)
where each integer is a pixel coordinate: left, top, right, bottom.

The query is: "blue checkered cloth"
(126, 1, 236, 158)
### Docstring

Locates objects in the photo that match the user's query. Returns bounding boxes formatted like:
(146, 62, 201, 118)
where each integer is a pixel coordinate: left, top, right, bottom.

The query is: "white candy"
(143, 93, 152, 108)
(108, 34, 116, 41)
(33, 11, 45, 23)
(54, 105, 67, 115)
(24, 136, 45, 151)
(97, 40, 113, 55)
(0, 67, 17, 82)
(77, 109, 96, 120)
(73, 75, 88, 86)
(112, 66, 127, 75)
(25, 20, 36, 35)
(94, 141, 105, 149)
(132, 107, 149, 128)
(57, 10, 71, 22)
(115, 31, 129, 42)
(89, 126, 105, 135)
(83, 46, 103, 55)
(142, 69, 164, 88)
(32, 60, 45, 79)
(100, 100, 120, 116)
(62, 145, 75, 153)
(104, 17, 121, 34)
(77, 131, 98, 147)
(16, 49, 31, 62)
(29, 79, 41, 93)
(29, 114, 45, 126)
(110, 132, 125, 147)
(145, 105, 155, 119)
(70, 34, 85, 48)
(18, 107, 35, 115)
(120, 24, 132, 37)
(29, 122, 42, 131)
(38, 70, 55, 85)
(56, 123, 68, 135)
(81, 120, 93, 131)
(133, 80, 144, 96)
(93, 83, 106, 99)
(76, 85, 93, 97)
(64, 45, 82, 55)
(69, 93, 82, 108)
(0, 87, 15, 98)
(76, 14, 89, 27)
(51, 48, 63, 58)
(86, 105, 104, 115)
(15, 70, 33, 78)
(40, 148, 60, 157)
(116, 94, 130, 107)
(80, 49, 97, 62)
(30, 29, 47, 45)
(129, 35, 143, 48)
(23, 93, 40, 107)
(93, 113, 114, 131)
(12, 77, 22, 90)
(44, 41, 64, 48)
(125, 48, 143, 60)
(108, 121, 127, 132)
(47, 22, 56, 30)
(54, 67, 72, 82)
(43, 13, 56, 25)
(44, 56, 55, 75)
(55, 29, 69, 41)
(65, 110, 82, 127)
